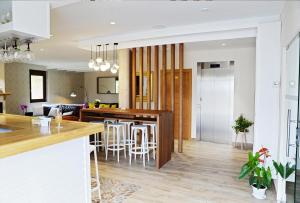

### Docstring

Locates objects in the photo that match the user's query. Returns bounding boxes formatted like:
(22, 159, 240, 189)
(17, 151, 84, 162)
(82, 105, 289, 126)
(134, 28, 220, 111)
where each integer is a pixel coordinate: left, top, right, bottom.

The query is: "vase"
(252, 185, 267, 200)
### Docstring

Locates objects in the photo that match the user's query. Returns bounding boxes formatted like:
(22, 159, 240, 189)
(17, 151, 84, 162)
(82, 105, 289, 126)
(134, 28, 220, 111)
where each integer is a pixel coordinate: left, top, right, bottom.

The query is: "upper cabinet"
(0, 1, 50, 41)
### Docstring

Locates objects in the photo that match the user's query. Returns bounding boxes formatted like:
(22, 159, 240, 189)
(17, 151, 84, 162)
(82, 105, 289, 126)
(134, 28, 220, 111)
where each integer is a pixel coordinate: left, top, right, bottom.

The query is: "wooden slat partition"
(160, 45, 167, 110)
(178, 43, 184, 153)
(146, 46, 151, 109)
(139, 47, 144, 109)
(131, 48, 136, 109)
(153, 46, 159, 110)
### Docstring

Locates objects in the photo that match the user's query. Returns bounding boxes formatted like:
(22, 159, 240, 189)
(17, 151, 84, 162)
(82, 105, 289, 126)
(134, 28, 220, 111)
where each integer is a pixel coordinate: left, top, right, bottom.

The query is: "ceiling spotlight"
(221, 43, 226, 46)
(110, 21, 116, 25)
(40, 48, 44, 52)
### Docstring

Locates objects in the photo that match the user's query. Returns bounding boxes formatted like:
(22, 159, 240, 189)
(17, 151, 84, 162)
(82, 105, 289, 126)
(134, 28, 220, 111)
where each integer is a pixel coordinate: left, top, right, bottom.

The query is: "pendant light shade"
(111, 43, 119, 74)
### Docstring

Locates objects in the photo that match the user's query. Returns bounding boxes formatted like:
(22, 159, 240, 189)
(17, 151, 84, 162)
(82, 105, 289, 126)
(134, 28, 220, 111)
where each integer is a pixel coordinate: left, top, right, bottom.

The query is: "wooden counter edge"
(0, 124, 104, 159)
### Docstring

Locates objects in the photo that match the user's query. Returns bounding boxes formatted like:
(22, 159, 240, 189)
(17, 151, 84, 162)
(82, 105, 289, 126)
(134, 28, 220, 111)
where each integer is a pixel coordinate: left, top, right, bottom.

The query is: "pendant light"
(88, 45, 95, 69)
(95, 45, 103, 65)
(24, 40, 34, 61)
(104, 43, 110, 71)
(93, 45, 100, 71)
(111, 43, 119, 74)
(100, 44, 107, 71)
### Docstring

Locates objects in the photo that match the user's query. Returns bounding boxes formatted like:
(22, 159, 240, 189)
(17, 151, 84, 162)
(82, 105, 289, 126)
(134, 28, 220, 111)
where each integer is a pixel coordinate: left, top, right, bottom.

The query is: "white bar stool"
(119, 121, 135, 150)
(143, 123, 157, 159)
(129, 125, 150, 167)
(90, 145, 101, 201)
(105, 123, 126, 162)
(89, 121, 105, 152)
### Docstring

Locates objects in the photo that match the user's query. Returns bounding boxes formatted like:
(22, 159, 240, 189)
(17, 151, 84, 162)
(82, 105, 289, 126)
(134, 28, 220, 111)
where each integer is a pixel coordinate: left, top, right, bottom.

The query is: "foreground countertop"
(0, 114, 104, 159)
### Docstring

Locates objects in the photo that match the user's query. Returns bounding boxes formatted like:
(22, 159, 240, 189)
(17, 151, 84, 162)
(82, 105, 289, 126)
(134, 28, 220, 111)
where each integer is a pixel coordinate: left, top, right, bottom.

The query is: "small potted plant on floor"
(232, 115, 253, 149)
(239, 147, 272, 199)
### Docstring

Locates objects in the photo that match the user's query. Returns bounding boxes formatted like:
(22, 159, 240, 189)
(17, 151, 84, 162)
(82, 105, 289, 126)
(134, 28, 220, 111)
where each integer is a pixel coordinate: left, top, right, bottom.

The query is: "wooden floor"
(93, 140, 277, 203)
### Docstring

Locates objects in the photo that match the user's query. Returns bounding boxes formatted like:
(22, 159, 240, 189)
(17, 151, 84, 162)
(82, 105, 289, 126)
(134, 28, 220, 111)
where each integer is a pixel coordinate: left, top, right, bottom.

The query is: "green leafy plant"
(273, 161, 295, 179)
(239, 147, 272, 189)
(94, 99, 101, 107)
(232, 115, 253, 134)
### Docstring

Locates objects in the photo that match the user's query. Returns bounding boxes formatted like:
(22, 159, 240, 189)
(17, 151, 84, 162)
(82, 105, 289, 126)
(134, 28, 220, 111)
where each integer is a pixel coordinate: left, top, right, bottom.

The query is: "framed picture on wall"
(136, 72, 153, 101)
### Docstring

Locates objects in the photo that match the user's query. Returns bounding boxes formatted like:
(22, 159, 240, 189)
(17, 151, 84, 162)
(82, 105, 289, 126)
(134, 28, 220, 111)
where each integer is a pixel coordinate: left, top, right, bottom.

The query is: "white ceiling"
(30, 0, 285, 71)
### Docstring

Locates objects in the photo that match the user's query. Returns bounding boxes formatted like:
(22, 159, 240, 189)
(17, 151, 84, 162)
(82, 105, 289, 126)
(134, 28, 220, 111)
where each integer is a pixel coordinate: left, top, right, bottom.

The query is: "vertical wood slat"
(131, 48, 136, 109)
(171, 44, 175, 112)
(170, 44, 175, 152)
(139, 47, 144, 109)
(160, 45, 167, 110)
(178, 43, 184, 153)
(153, 46, 159, 110)
(147, 46, 151, 109)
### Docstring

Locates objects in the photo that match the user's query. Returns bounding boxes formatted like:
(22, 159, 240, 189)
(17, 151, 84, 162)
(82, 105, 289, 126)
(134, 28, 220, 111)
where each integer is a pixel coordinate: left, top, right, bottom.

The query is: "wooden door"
(166, 69, 192, 140)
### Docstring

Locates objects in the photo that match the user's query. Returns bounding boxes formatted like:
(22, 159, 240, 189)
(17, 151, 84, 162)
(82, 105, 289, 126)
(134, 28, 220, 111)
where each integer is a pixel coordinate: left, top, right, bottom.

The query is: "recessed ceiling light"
(221, 43, 226, 46)
(152, 25, 167, 30)
(40, 48, 44, 51)
(110, 21, 116, 25)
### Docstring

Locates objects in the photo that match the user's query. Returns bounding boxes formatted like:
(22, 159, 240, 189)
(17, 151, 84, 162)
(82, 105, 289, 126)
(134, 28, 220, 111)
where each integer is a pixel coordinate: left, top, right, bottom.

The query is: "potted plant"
(239, 147, 272, 199)
(232, 115, 253, 149)
(272, 160, 295, 202)
(232, 114, 253, 134)
(94, 99, 101, 108)
(20, 104, 28, 115)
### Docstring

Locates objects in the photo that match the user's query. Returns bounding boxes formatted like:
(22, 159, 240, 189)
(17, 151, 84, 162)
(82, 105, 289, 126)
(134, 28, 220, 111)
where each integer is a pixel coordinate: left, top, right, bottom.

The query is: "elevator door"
(199, 67, 234, 144)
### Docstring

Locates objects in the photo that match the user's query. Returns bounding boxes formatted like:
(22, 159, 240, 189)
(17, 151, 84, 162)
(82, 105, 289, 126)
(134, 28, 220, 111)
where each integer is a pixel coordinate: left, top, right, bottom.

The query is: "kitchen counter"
(0, 114, 103, 158)
(0, 114, 104, 203)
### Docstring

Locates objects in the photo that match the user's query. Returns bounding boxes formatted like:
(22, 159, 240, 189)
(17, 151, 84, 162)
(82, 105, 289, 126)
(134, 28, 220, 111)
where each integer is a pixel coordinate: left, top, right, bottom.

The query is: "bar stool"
(90, 145, 101, 201)
(89, 121, 105, 152)
(104, 119, 117, 125)
(119, 121, 135, 150)
(143, 123, 157, 159)
(129, 125, 150, 167)
(105, 123, 126, 162)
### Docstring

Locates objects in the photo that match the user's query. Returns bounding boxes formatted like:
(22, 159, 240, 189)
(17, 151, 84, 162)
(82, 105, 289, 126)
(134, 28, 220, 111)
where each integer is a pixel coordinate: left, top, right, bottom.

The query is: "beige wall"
(5, 63, 84, 115)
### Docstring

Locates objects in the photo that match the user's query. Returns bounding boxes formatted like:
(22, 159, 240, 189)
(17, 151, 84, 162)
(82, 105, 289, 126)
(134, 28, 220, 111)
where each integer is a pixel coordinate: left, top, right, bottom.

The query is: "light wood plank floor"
(93, 141, 277, 203)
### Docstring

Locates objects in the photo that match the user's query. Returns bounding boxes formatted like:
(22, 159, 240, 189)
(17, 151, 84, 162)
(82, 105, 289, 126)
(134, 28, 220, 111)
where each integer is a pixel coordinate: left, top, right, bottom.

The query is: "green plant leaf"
(239, 164, 251, 179)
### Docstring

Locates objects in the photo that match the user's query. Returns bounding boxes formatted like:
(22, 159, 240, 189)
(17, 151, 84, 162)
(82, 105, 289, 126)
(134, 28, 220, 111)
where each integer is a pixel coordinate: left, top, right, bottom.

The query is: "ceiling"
(30, 0, 285, 71)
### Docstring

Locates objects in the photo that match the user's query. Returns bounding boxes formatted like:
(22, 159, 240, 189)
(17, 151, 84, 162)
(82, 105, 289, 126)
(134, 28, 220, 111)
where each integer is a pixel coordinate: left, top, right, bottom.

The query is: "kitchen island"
(0, 114, 103, 203)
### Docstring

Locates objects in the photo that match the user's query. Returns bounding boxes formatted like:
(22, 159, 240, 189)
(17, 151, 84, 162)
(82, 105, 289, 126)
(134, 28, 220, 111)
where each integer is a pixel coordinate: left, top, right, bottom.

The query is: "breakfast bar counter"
(0, 114, 104, 203)
(80, 108, 174, 169)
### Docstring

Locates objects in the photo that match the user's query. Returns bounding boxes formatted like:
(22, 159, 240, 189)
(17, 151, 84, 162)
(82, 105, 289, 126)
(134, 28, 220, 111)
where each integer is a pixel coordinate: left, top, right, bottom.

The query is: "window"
(29, 70, 47, 103)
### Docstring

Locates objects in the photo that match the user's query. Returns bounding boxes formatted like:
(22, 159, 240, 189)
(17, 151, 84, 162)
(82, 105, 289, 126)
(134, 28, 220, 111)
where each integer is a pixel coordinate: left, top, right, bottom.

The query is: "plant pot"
(94, 104, 99, 108)
(252, 185, 267, 200)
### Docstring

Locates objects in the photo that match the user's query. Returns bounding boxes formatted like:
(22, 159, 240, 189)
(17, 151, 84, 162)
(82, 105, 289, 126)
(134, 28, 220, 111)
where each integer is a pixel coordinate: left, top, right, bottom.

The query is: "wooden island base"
(80, 108, 174, 169)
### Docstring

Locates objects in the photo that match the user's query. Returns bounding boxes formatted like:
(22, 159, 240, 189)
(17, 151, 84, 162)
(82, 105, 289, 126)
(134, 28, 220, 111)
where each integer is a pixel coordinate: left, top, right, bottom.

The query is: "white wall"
(254, 21, 281, 167)
(187, 45, 256, 143)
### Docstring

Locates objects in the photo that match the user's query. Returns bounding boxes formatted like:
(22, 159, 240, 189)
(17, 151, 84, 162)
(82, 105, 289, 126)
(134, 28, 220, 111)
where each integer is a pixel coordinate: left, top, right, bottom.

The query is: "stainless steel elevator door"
(199, 67, 234, 144)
